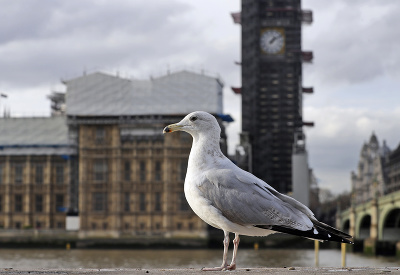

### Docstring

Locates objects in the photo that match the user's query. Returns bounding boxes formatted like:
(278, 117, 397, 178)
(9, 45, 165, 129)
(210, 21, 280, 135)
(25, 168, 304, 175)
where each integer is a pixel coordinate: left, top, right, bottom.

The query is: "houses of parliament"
(0, 70, 230, 239)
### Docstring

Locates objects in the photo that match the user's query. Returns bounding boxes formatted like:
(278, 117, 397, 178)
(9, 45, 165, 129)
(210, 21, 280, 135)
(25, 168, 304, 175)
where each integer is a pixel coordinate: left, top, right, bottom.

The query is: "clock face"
(260, 29, 285, 54)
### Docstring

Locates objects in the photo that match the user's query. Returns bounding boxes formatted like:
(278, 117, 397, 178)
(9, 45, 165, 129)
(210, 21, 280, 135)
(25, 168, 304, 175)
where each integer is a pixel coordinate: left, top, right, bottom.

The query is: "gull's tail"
(256, 220, 353, 244)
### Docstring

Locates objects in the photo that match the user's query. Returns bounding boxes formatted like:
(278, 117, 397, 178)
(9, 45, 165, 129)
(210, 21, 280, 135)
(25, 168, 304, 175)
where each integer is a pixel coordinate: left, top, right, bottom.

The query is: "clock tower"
(234, 0, 313, 193)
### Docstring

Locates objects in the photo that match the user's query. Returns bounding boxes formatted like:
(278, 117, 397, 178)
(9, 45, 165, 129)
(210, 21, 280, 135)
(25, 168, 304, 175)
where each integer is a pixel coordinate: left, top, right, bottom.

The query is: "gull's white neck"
(188, 131, 224, 172)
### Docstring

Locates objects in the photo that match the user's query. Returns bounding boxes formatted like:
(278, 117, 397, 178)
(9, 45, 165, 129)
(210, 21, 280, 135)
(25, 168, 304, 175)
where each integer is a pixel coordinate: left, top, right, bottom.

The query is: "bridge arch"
(342, 219, 350, 234)
(357, 214, 371, 240)
(379, 207, 400, 241)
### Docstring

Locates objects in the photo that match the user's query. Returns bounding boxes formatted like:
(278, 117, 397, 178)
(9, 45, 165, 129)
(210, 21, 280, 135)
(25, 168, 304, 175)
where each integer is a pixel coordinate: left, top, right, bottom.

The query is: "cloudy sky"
(1, 0, 400, 194)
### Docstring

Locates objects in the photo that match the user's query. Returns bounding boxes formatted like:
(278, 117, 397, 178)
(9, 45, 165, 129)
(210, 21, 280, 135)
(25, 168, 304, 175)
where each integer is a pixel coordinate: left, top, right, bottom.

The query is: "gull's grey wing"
(199, 167, 313, 231)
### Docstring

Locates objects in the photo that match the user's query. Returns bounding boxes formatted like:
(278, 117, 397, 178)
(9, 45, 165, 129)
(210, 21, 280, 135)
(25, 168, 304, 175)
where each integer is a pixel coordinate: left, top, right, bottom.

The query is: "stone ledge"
(0, 267, 399, 275)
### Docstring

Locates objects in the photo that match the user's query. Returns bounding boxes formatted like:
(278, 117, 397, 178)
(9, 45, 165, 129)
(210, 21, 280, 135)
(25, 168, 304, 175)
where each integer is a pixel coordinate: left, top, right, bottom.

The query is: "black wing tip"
(342, 239, 354, 245)
(313, 220, 353, 239)
(255, 225, 354, 244)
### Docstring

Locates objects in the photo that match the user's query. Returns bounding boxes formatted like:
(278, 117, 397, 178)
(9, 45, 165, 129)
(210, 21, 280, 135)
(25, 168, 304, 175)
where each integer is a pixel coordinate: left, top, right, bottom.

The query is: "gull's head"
(163, 111, 221, 138)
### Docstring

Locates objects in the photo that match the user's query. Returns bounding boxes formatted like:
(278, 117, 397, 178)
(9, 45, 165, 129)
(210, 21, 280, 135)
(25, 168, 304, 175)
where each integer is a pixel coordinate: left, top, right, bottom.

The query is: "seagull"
(163, 111, 352, 271)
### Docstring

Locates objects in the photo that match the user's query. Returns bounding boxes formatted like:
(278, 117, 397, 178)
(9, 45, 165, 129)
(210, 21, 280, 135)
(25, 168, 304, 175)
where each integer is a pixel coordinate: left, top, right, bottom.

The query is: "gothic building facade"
(0, 70, 230, 239)
(351, 133, 391, 205)
(387, 143, 400, 194)
(0, 117, 75, 230)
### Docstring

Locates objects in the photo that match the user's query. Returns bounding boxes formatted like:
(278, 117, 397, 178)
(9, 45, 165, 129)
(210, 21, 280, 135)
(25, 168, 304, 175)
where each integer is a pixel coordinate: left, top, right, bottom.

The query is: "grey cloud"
(0, 0, 191, 42)
(0, 0, 194, 88)
(304, 0, 400, 86)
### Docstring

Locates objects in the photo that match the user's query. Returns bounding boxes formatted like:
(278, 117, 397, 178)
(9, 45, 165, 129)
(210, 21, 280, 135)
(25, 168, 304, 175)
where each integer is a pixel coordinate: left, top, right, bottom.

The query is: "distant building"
(65, 70, 227, 238)
(387, 143, 400, 193)
(0, 70, 231, 239)
(292, 132, 310, 206)
(291, 132, 319, 210)
(237, 0, 314, 193)
(309, 170, 320, 213)
(0, 117, 75, 229)
(351, 132, 391, 205)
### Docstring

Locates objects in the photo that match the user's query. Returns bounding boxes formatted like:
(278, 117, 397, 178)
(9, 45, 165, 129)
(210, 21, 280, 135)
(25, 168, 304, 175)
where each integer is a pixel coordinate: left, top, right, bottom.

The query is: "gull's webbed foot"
(201, 264, 236, 271)
(201, 265, 227, 271)
(202, 231, 237, 271)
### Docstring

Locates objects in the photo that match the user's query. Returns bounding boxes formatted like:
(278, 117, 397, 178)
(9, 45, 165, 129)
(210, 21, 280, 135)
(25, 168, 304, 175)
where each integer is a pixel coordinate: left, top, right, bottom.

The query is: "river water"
(0, 249, 399, 269)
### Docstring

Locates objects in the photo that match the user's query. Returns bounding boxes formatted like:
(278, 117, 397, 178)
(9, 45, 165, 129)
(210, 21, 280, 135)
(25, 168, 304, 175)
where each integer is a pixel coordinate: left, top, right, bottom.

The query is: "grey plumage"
(163, 111, 352, 271)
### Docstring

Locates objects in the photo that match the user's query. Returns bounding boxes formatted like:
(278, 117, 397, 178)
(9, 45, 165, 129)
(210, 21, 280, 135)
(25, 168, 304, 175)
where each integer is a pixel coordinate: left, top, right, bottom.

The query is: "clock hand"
(269, 36, 277, 44)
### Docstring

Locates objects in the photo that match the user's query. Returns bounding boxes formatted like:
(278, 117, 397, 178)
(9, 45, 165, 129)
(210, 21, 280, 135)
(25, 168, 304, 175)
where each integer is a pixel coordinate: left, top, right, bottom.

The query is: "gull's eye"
(190, 116, 197, 122)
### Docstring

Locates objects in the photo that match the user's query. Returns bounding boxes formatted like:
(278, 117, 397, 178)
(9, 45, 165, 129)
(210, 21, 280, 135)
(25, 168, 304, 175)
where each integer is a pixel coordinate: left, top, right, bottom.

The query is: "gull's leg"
(227, 233, 240, 270)
(221, 231, 230, 269)
(202, 230, 230, 271)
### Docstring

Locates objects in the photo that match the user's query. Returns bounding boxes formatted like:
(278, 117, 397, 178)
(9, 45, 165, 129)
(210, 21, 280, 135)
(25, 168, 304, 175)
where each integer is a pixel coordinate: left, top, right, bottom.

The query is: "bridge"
(336, 190, 400, 255)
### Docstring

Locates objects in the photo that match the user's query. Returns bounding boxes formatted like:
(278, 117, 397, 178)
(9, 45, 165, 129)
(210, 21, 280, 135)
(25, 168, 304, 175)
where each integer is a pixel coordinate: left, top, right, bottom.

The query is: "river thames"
(0, 249, 398, 269)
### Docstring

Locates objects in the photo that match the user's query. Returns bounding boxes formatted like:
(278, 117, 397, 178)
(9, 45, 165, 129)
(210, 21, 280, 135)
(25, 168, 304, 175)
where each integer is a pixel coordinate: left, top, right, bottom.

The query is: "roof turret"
(369, 131, 379, 146)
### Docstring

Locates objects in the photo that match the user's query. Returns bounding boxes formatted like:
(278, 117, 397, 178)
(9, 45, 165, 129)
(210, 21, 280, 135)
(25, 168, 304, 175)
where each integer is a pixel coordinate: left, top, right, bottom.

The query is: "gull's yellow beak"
(163, 123, 183, 134)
